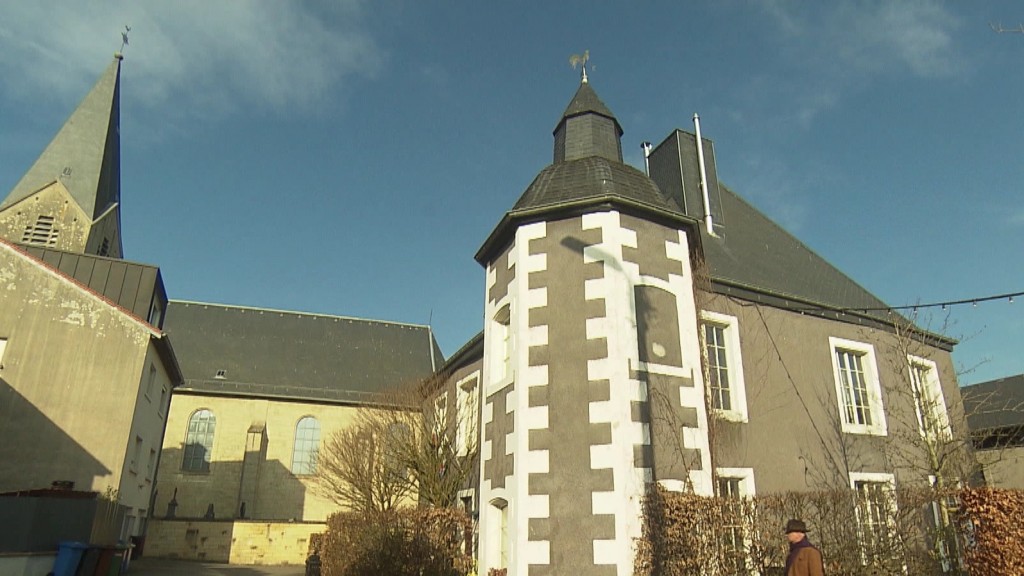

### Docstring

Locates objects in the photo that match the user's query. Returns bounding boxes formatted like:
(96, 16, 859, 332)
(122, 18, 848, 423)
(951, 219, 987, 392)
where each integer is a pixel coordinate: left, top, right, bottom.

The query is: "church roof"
(1, 56, 121, 220)
(164, 301, 443, 405)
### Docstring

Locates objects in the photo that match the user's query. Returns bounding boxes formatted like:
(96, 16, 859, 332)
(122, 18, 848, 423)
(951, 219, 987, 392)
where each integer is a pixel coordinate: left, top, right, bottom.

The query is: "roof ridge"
(168, 299, 432, 329)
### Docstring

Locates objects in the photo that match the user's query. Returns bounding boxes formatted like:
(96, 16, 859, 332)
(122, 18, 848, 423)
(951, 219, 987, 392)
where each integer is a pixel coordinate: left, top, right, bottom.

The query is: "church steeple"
(552, 79, 624, 163)
(0, 55, 124, 257)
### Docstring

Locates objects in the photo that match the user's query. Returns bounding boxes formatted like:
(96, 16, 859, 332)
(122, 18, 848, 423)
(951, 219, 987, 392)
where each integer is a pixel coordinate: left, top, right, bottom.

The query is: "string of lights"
(807, 290, 1024, 314)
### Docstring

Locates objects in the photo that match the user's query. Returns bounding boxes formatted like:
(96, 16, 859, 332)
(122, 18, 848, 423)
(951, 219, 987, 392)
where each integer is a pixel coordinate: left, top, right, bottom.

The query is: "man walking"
(784, 519, 824, 576)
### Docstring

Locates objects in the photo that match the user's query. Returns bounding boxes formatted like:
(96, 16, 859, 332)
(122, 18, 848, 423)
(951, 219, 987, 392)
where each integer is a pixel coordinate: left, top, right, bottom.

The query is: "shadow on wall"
(0, 378, 111, 495)
(155, 446, 311, 522)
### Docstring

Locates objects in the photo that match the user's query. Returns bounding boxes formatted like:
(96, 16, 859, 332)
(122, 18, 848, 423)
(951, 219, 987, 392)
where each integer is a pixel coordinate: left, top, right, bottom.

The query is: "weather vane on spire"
(569, 50, 590, 84)
(118, 25, 131, 56)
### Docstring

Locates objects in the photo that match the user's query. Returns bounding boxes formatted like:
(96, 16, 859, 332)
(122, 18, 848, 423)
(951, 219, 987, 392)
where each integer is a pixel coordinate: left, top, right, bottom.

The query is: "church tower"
(474, 72, 714, 575)
(0, 55, 124, 258)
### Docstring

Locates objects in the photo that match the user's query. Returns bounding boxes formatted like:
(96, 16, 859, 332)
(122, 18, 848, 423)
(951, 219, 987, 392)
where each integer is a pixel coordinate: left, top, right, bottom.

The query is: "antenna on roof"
(116, 25, 131, 58)
(569, 50, 590, 83)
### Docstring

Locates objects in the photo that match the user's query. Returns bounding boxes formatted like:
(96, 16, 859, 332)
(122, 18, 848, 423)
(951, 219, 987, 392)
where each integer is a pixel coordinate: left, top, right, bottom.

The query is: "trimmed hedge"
(636, 485, 966, 576)
(321, 507, 473, 576)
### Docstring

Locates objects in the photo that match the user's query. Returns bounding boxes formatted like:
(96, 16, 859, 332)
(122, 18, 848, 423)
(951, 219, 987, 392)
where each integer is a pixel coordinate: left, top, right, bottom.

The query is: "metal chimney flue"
(693, 114, 715, 236)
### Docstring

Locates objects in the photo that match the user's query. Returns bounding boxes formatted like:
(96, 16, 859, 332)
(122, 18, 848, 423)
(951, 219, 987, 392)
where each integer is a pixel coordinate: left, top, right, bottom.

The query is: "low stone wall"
(145, 519, 325, 565)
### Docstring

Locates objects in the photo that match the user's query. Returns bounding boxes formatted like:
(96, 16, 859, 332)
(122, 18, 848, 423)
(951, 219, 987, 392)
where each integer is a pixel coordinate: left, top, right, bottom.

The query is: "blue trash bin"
(52, 541, 89, 576)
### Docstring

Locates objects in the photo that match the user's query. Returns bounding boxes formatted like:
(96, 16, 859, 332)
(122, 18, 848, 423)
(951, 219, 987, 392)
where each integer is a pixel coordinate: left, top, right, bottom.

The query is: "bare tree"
(315, 376, 480, 514)
(315, 415, 412, 514)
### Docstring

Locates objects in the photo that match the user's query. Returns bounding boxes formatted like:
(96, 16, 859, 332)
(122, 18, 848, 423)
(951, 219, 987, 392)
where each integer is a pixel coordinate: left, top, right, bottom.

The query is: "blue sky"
(0, 1, 1021, 386)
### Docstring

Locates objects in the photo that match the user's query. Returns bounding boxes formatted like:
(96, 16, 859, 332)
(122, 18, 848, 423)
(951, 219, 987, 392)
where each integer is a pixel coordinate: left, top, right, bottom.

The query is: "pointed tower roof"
(552, 79, 624, 164)
(1, 56, 122, 219)
(476, 80, 690, 264)
(558, 80, 618, 124)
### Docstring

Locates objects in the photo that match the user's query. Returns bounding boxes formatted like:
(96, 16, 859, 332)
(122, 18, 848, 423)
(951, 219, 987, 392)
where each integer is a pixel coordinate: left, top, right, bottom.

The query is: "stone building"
(2, 54, 971, 572)
(430, 73, 968, 575)
(0, 55, 182, 543)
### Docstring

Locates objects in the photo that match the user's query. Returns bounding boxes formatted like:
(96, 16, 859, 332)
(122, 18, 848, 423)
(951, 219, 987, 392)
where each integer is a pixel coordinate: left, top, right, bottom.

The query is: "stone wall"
(145, 519, 324, 565)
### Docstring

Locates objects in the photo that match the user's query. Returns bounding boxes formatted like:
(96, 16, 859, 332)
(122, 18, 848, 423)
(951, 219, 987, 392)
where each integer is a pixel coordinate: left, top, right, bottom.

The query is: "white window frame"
(0, 338, 7, 367)
(716, 468, 755, 574)
(908, 355, 951, 441)
(849, 472, 898, 559)
(716, 467, 756, 497)
(700, 311, 748, 423)
(829, 337, 887, 436)
(456, 372, 480, 457)
(487, 300, 515, 393)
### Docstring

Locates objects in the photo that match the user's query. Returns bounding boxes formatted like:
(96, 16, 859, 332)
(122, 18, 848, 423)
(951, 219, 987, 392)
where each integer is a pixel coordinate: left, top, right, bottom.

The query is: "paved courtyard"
(128, 558, 306, 575)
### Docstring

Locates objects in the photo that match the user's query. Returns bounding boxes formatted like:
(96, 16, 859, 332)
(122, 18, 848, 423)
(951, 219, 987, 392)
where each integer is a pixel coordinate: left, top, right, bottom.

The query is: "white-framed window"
(908, 355, 951, 441)
(717, 468, 755, 574)
(700, 311, 748, 422)
(488, 302, 514, 391)
(434, 391, 449, 439)
(0, 337, 7, 366)
(829, 337, 887, 435)
(291, 416, 321, 475)
(850, 472, 897, 561)
(456, 373, 480, 457)
(487, 497, 510, 571)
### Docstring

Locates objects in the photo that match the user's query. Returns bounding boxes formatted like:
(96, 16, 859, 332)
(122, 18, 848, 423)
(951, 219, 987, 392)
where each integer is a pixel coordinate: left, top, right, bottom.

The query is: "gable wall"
(0, 182, 92, 254)
(0, 247, 151, 497)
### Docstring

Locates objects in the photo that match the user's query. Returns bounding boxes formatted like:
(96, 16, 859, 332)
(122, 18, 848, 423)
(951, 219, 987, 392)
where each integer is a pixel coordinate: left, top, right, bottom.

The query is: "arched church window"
(291, 416, 321, 475)
(182, 409, 216, 472)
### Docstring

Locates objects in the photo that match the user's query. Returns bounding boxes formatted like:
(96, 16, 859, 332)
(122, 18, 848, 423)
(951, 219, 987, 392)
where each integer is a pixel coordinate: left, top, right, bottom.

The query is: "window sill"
(714, 409, 748, 424)
(841, 424, 888, 437)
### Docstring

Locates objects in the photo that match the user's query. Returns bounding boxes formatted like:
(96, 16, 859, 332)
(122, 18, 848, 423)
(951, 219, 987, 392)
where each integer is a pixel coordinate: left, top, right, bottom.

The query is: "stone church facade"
(1, 56, 969, 573)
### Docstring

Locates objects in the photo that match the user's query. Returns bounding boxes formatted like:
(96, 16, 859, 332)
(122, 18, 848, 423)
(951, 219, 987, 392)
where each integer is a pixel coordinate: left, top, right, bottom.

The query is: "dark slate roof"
(557, 81, 618, 127)
(701, 184, 893, 316)
(511, 156, 681, 215)
(2, 57, 121, 221)
(962, 374, 1024, 431)
(18, 243, 164, 325)
(164, 301, 443, 404)
(477, 81, 689, 264)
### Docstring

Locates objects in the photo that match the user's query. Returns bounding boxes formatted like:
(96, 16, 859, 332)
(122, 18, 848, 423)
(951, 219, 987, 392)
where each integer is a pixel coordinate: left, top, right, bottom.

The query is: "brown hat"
(784, 519, 809, 534)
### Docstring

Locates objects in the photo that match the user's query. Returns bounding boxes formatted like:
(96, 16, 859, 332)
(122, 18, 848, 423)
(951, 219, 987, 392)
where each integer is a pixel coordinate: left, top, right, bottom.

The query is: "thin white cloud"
(748, 1, 963, 129)
(0, 1, 382, 113)
(834, 1, 962, 78)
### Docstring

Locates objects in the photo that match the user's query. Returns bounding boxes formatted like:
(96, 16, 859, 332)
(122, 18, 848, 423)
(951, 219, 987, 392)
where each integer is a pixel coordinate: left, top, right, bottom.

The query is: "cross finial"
(569, 50, 590, 84)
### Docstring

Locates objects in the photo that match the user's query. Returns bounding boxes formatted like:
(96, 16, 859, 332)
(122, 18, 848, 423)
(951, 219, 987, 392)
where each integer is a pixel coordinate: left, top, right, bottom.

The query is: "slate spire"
(552, 77, 624, 164)
(1, 55, 122, 219)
